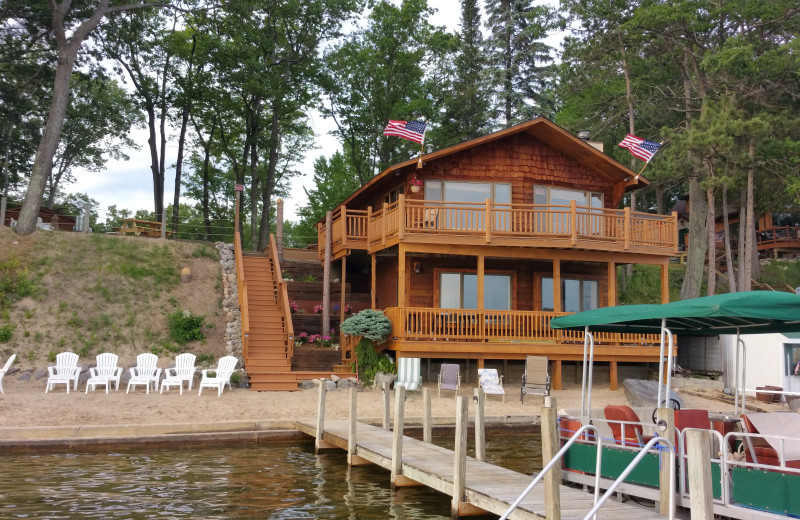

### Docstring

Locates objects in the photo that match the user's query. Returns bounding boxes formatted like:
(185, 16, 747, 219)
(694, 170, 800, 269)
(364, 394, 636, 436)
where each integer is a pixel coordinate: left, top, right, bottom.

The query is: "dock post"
(475, 388, 486, 462)
(656, 407, 675, 516)
(452, 395, 468, 516)
(315, 381, 328, 453)
(347, 386, 369, 466)
(541, 396, 561, 520)
(383, 381, 391, 430)
(423, 387, 432, 444)
(686, 429, 714, 520)
(391, 385, 406, 487)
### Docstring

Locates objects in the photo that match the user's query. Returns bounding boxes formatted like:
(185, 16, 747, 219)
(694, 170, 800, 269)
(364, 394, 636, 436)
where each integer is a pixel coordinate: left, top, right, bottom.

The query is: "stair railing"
(234, 231, 250, 360)
(269, 233, 295, 358)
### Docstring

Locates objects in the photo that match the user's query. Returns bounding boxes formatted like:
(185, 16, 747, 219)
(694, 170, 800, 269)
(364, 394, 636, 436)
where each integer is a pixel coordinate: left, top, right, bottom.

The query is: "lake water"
(0, 435, 541, 519)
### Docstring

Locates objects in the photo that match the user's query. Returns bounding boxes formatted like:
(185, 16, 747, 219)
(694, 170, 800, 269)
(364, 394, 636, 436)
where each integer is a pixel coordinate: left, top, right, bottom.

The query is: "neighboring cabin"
(316, 118, 678, 390)
(2, 205, 78, 231)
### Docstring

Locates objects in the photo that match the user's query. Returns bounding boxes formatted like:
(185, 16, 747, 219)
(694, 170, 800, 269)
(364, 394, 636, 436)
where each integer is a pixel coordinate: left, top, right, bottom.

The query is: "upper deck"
(318, 195, 678, 260)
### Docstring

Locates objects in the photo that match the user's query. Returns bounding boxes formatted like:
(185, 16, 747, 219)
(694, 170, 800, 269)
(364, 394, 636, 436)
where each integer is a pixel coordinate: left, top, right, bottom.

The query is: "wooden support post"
(569, 199, 577, 245)
(687, 429, 714, 520)
(371, 253, 376, 309)
(607, 261, 617, 307)
(382, 381, 391, 430)
(323, 211, 332, 336)
(477, 255, 485, 311)
(671, 211, 679, 254)
(475, 388, 486, 462)
(381, 201, 388, 246)
(661, 261, 670, 303)
(340, 256, 347, 324)
(452, 395, 469, 516)
(348, 387, 369, 466)
(623, 206, 631, 250)
(398, 244, 406, 307)
(390, 385, 405, 487)
(609, 361, 618, 391)
(657, 407, 675, 516)
(423, 387, 432, 444)
(553, 259, 561, 312)
(276, 198, 284, 263)
(315, 381, 334, 452)
(553, 359, 562, 391)
(398, 194, 406, 240)
(485, 198, 492, 243)
(341, 205, 347, 247)
(541, 396, 561, 520)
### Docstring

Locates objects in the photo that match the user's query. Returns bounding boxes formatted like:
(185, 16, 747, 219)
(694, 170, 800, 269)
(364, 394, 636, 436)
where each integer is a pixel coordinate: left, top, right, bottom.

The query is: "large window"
(534, 185, 603, 208)
(541, 277, 598, 313)
(439, 272, 511, 310)
(425, 180, 511, 204)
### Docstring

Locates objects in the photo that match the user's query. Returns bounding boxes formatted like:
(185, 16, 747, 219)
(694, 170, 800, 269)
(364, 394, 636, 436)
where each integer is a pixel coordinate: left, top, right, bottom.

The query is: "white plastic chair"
(437, 363, 460, 398)
(127, 353, 162, 394)
(162, 353, 196, 394)
(45, 352, 82, 393)
(198, 356, 237, 397)
(478, 368, 505, 402)
(0, 354, 16, 393)
(395, 357, 422, 397)
(86, 352, 122, 393)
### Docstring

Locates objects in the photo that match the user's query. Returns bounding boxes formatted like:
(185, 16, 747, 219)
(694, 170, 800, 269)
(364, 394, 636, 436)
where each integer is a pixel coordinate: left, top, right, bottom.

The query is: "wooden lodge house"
(235, 117, 678, 391)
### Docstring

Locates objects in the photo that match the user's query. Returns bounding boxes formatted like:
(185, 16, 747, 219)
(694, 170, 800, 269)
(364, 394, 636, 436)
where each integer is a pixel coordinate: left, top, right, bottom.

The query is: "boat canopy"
(549, 291, 800, 335)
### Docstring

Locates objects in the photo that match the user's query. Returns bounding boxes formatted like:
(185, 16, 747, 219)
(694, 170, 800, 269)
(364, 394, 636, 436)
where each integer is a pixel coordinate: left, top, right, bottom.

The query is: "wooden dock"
(295, 416, 666, 520)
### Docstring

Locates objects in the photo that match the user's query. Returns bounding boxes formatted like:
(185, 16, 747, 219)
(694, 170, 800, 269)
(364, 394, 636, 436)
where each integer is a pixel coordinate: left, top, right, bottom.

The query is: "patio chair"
(127, 353, 162, 394)
(394, 357, 422, 397)
(437, 363, 460, 398)
(198, 356, 238, 397)
(673, 408, 710, 454)
(162, 353, 197, 394)
(0, 354, 16, 393)
(740, 414, 800, 469)
(520, 355, 550, 403)
(86, 352, 123, 393)
(477, 368, 505, 402)
(45, 351, 82, 393)
(604, 405, 652, 447)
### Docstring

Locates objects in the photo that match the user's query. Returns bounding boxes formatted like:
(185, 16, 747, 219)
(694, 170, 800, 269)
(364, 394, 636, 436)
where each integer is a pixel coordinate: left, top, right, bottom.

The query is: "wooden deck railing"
(319, 198, 677, 256)
(234, 232, 250, 359)
(269, 233, 295, 358)
(383, 307, 662, 346)
(757, 226, 800, 249)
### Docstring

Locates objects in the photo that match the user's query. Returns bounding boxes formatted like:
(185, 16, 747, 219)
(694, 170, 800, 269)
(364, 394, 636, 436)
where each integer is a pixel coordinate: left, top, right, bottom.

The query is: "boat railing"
(675, 427, 727, 504)
(722, 430, 800, 473)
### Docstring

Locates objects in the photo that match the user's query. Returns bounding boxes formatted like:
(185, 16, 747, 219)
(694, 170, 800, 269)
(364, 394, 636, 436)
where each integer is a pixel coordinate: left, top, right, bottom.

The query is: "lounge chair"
(86, 352, 122, 393)
(161, 353, 196, 394)
(0, 354, 16, 393)
(604, 405, 652, 447)
(520, 355, 550, 403)
(740, 414, 800, 469)
(477, 368, 505, 402)
(45, 352, 82, 393)
(437, 363, 460, 398)
(394, 357, 422, 397)
(198, 356, 238, 397)
(673, 408, 711, 454)
(127, 353, 162, 394)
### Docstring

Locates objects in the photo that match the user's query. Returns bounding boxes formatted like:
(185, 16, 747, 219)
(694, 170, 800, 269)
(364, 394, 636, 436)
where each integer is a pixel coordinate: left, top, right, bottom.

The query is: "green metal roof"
(549, 292, 800, 336)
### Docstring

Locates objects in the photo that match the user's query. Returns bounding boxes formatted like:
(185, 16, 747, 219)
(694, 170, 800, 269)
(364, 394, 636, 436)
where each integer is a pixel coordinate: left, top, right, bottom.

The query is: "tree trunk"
(721, 184, 736, 292)
(655, 186, 665, 215)
(745, 140, 759, 283)
(738, 188, 746, 292)
(680, 174, 708, 300)
(706, 184, 716, 296)
(171, 102, 191, 233)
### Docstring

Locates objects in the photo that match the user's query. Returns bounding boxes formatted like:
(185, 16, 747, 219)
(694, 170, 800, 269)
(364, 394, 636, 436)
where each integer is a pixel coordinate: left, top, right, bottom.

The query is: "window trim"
(536, 273, 601, 312)
(434, 269, 516, 310)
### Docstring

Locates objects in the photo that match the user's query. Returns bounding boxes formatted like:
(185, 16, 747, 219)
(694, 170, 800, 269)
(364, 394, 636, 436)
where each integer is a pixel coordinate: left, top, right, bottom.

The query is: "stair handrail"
(269, 233, 295, 358)
(234, 231, 250, 360)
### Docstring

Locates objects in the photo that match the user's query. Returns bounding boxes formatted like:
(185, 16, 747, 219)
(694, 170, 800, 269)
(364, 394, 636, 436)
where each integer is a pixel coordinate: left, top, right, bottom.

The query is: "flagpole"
(417, 119, 427, 169)
(634, 141, 664, 179)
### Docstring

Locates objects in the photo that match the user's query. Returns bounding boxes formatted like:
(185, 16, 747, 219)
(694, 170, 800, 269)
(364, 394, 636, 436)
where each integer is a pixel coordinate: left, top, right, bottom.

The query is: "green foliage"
(66, 312, 84, 328)
(376, 356, 397, 375)
(192, 244, 218, 260)
(340, 309, 392, 342)
(0, 259, 40, 303)
(0, 324, 13, 343)
(167, 310, 206, 345)
(47, 351, 57, 363)
(230, 372, 241, 385)
(758, 260, 800, 289)
(355, 338, 381, 386)
(197, 353, 214, 365)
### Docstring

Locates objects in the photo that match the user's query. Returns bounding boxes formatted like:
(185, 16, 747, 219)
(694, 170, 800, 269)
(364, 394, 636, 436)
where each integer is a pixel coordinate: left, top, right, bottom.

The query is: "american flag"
(383, 120, 427, 144)
(618, 134, 661, 162)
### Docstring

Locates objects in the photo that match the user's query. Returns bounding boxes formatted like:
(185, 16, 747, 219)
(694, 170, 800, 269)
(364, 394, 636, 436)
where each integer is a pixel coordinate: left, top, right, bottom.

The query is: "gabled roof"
(339, 117, 648, 209)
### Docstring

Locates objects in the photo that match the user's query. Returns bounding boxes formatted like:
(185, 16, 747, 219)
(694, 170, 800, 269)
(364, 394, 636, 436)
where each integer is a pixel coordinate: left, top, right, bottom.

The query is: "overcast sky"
(68, 0, 561, 223)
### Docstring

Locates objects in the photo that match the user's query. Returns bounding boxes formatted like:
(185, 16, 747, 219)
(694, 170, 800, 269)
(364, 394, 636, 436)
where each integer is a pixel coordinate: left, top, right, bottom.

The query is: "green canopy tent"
(550, 292, 800, 415)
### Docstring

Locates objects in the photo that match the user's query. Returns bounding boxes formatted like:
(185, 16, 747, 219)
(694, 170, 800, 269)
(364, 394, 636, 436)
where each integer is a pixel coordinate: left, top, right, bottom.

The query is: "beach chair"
(127, 353, 162, 394)
(437, 363, 460, 398)
(45, 351, 82, 393)
(394, 357, 422, 397)
(162, 353, 196, 394)
(198, 356, 238, 397)
(477, 368, 505, 402)
(604, 405, 651, 447)
(520, 355, 550, 403)
(86, 352, 122, 393)
(674, 409, 710, 454)
(0, 354, 16, 393)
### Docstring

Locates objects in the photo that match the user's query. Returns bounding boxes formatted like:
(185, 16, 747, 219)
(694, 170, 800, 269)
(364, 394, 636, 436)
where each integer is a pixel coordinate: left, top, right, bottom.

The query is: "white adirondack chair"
(394, 357, 422, 397)
(127, 353, 162, 394)
(0, 354, 16, 393)
(198, 356, 238, 397)
(86, 352, 123, 393)
(161, 353, 196, 394)
(45, 352, 82, 393)
(478, 368, 505, 402)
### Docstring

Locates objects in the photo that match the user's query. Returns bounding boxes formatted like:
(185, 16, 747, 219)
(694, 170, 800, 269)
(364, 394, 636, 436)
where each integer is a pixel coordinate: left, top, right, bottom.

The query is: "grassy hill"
(0, 227, 227, 371)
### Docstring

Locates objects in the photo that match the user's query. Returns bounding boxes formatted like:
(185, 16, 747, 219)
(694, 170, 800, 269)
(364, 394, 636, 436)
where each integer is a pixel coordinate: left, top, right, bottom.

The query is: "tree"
(14, 0, 168, 236)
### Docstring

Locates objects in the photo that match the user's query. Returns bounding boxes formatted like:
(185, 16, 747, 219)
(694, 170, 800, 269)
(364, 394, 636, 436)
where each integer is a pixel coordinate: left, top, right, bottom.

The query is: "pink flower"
(313, 304, 323, 314)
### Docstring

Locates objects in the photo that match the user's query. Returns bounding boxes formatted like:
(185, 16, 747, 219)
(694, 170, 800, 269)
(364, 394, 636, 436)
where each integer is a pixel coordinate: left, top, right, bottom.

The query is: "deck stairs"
(239, 251, 339, 391)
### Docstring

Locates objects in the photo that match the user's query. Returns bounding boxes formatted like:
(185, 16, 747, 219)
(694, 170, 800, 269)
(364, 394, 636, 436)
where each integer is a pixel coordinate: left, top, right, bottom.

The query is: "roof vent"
(576, 129, 591, 141)
(426, 143, 433, 154)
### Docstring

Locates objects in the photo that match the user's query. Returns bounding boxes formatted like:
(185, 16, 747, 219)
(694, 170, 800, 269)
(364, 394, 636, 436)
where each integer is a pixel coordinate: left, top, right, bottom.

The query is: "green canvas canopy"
(549, 291, 800, 335)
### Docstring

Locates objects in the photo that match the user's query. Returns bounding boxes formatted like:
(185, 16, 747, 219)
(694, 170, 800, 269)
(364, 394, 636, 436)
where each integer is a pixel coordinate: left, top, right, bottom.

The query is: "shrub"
(341, 309, 393, 385)
(0, 324, 13, 343)
(168, 310, 206, 344)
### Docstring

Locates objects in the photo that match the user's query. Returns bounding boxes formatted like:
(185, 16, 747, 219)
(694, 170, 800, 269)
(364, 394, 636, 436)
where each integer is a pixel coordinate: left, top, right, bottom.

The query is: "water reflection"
(0, 434, 540, 519)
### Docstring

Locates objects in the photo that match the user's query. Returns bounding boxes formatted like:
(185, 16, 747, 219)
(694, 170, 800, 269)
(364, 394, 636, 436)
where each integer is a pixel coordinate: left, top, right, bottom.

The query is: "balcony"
(318, 198, 677, 259)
